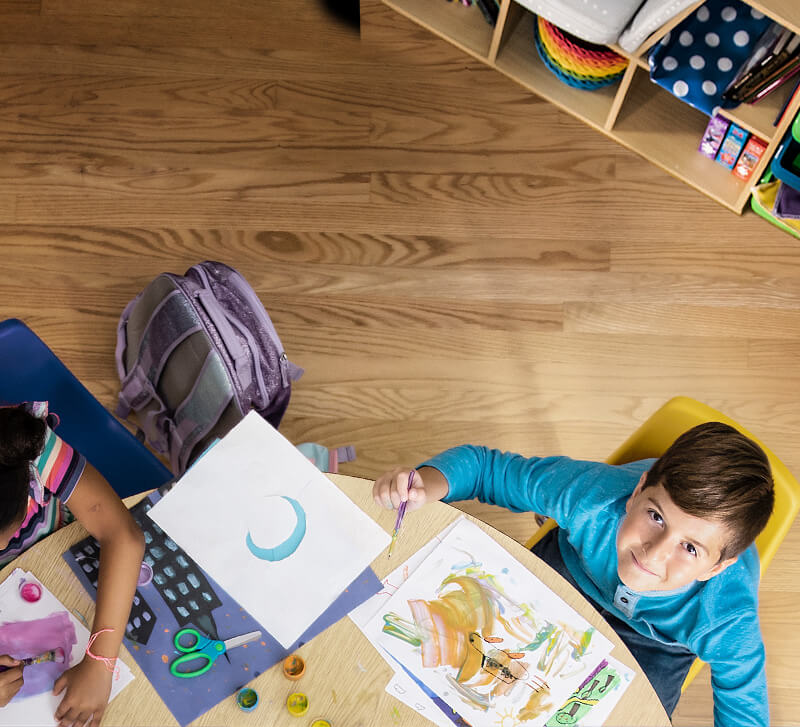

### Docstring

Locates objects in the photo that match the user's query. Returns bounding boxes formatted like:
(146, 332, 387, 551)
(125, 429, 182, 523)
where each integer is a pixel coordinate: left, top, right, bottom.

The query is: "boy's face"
(616, 473, 738, 592)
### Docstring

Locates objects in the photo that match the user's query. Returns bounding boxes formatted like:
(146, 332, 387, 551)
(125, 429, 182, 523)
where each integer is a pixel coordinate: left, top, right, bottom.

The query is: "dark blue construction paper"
(63, 488, 382, 727)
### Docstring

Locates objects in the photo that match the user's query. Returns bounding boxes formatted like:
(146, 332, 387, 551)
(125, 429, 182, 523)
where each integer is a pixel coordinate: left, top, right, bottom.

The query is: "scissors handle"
(170, 650, 216, 678)
(174, 628, 206, 653)
(170, 628, 225, 678)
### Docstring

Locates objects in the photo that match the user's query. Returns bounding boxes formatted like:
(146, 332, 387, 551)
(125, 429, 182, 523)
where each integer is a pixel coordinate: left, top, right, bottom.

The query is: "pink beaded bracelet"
(86, 628, 119, 675)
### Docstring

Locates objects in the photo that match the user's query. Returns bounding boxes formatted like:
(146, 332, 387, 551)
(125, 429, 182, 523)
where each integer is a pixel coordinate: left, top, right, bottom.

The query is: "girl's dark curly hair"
(0, 406, 46, 531)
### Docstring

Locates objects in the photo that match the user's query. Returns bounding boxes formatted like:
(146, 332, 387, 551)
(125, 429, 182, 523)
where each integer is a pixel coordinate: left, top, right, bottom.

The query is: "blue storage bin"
(771, 134, 800, 190)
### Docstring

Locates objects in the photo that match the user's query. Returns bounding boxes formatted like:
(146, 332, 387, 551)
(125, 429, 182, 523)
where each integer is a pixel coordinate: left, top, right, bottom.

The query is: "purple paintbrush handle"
(393, 470, 416, 531)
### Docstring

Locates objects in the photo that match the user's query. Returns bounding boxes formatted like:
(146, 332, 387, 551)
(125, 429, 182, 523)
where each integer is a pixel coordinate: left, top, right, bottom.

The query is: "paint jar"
(286, 692, 309, 717)
(310, 720, 331, 727)
(19, 580, 42, 603)
(282, 653, 305, 680)
(236, 687, 259, 712)
(137, 562, 153, 587)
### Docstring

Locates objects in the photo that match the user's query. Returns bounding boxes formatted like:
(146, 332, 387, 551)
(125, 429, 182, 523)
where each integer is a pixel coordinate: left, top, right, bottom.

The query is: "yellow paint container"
(286, 692, 309, 717)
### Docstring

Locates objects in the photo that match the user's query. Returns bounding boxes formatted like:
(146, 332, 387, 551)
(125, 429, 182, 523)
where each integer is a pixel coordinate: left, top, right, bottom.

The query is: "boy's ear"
(625, 472, 648, 514)
(697, 555, 738, 581)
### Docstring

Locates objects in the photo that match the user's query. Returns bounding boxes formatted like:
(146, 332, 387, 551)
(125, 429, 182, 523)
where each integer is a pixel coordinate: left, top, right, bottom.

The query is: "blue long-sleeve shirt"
(420, 445, 768, 727)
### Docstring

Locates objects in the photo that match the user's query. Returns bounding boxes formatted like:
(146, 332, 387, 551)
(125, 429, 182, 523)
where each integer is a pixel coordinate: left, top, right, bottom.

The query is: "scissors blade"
(223, 630, 262, 651)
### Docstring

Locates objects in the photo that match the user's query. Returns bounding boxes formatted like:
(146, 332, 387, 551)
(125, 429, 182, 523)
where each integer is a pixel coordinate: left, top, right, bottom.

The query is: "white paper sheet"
(373, 519, 614, 727)
(0, 569, 134, 726)
(351, 519, 462, 727)
(148, 411, 390, 648)
(385, 671, 459, 727)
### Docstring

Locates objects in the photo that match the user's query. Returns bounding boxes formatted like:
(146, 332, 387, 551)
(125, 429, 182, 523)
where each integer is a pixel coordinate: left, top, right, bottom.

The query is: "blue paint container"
(236, 687, 259, 712)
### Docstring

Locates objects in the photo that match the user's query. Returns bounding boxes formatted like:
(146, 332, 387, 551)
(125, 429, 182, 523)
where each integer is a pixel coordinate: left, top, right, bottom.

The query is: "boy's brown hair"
(643, 422, 774, 561)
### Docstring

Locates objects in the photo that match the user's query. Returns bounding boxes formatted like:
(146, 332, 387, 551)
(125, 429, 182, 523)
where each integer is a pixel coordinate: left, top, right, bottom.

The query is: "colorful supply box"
(733, 136, 768, 180)
(716, 123, 749, 169)
(699, 114, 730, 159)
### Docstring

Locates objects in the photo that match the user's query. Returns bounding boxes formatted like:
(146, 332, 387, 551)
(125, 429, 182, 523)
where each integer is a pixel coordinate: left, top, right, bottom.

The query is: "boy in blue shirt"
(373, 422, 774, 727)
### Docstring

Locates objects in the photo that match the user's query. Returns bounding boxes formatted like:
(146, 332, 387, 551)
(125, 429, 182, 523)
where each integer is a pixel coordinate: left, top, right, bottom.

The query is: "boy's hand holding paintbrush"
(373, 467, 452, 555)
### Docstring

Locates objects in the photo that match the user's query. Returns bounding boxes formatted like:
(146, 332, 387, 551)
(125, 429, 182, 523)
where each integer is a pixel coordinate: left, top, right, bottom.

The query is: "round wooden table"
(0, 475, 670, 727)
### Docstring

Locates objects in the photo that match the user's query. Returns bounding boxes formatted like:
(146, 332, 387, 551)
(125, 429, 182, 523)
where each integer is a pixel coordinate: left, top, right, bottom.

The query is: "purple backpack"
(115, 261, 303, 475)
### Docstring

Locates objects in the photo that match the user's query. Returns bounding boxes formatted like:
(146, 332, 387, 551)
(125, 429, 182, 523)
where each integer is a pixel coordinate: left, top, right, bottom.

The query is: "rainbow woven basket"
(533, 15, 627, 90)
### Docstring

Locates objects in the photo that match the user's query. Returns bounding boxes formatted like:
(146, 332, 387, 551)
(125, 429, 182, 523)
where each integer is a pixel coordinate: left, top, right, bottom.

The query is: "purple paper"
(774, 181, 800, 220)
(0, 612, 76, 698)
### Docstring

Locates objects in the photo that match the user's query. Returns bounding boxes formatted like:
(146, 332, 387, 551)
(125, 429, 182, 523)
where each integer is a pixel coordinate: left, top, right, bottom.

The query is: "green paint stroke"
(382, 612, 421, 646)
(545, 664, 621, 726)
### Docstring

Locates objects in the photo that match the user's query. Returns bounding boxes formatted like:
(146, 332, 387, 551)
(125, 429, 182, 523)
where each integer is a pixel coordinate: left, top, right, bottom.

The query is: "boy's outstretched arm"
(52, 463, 145, 727)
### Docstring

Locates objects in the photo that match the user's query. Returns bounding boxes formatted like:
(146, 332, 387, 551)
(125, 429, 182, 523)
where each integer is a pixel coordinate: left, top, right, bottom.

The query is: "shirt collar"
(23, 401, 49, 506)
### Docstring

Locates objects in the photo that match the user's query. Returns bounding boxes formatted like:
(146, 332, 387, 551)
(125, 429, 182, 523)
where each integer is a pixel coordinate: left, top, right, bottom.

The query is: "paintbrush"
(387, 470, 415, 558)
(0, 647, 65, 671)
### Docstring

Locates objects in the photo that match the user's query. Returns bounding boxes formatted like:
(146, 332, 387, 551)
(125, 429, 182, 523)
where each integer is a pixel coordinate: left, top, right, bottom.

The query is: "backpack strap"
(167, 350, 237, 474)
(116, 290, 202, 428)
(115, 296, 138, 384)
(195, 288, 253, 393)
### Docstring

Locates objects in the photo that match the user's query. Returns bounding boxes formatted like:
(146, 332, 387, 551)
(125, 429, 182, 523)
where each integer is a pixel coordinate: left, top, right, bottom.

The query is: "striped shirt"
(0, 403, 86, 567)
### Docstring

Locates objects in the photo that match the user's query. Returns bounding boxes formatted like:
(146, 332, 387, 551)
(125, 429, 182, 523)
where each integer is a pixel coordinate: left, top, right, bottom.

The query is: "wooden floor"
(1, 0, 799, 723)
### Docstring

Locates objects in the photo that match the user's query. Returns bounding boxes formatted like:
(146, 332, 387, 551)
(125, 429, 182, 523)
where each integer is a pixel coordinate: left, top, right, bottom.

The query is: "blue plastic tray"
(771, 134, 800, 191)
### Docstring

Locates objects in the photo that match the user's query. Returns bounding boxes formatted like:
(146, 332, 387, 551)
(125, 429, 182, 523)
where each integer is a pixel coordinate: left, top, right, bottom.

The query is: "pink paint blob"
(19, 581, 41, 603)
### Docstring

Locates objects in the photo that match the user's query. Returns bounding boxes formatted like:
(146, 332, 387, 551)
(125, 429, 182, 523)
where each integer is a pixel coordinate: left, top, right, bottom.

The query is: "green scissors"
(169, 627, 262, 678)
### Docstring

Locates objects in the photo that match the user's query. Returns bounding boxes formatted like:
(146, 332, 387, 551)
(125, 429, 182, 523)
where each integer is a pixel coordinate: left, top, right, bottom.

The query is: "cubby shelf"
(381, 0, 800, 214)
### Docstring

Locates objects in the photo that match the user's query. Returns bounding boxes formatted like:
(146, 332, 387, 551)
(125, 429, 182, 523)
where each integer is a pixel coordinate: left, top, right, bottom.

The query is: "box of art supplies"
(716, 123, 749, 169)
(733, 136, 768, 181)
(699, 114, 730, 159)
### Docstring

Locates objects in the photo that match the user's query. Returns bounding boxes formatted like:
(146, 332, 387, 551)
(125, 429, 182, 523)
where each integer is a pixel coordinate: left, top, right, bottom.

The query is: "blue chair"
(0, 318, 172, 498)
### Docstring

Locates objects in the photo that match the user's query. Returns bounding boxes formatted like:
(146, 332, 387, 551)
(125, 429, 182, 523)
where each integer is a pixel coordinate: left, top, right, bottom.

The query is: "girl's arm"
(52, 463, 145, 727)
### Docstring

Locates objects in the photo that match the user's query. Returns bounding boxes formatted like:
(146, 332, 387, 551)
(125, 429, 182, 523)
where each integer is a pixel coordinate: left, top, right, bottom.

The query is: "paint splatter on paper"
(375, 519, 614, 727)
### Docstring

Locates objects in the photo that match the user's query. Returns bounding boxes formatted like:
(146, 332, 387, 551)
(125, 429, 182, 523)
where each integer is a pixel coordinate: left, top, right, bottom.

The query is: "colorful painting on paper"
(374, 519, 614, 727)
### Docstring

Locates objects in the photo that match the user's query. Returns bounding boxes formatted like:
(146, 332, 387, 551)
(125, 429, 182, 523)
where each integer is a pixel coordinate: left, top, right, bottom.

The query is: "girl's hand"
(0, 655, 23, 706)
(53, 656, 113, 727)
(373, 466, 448, 512)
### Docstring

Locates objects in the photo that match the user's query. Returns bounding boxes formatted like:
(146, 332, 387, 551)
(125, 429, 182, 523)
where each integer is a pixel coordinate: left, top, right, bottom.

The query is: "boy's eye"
(647, 509, 663, 524)
(684, 542, 697, 557)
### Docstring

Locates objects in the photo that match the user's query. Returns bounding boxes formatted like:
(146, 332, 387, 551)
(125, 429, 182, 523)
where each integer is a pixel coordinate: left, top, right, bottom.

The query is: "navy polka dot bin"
(649, 0, 771, 115)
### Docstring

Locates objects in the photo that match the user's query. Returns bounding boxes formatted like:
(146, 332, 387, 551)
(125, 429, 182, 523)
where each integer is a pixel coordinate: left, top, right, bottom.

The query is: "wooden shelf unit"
(380, 0, 800, 214)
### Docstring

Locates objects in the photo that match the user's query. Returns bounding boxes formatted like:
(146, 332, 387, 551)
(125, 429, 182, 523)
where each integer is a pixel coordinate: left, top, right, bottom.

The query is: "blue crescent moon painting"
(245, 496, 307, 561)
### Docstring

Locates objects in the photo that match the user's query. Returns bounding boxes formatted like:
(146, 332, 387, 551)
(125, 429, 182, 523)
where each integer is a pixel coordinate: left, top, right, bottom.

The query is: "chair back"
(0, 318, 172, 498)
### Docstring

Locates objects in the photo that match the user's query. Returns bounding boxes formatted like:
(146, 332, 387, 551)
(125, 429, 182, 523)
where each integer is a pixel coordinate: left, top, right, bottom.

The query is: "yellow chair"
(524, 396, 800, 692)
